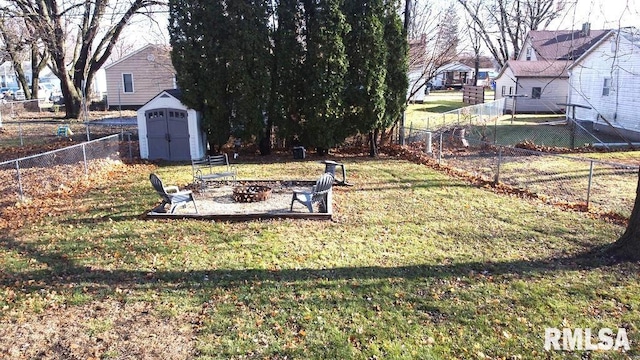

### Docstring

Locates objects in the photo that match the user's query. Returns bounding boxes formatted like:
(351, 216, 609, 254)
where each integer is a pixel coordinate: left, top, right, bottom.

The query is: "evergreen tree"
(300, 0, 350, 154)
(224, 1, 272, 143)
(381, 1, 409, 144)
(343, 0, 387, 157)
(170, 0, 271, 153)
(272, 0, 306, 146)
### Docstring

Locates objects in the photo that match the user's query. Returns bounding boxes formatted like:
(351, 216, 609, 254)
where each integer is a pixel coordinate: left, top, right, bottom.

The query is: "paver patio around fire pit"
(146, 180, 333, 221)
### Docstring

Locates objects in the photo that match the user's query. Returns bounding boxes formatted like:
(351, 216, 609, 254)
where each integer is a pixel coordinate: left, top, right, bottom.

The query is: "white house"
(407, 68, 428, 103)
(494, 60, 570, 113)
(430, 62, 474, 90)
(567, 27, 640, 141)
(137, 89, 207, 161)
(407, 37, 428, 102)
(494, 25, 610, 113)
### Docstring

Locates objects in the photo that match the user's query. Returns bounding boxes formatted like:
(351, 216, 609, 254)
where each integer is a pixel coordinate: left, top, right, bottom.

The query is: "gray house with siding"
(494, 60, 570, 113)
(104, 44, 175, 110)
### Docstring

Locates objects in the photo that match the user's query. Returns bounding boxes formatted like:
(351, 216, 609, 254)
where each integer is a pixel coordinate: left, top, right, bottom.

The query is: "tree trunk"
(62, 90, 83, 119)
(369, 129, 379, 157)
(403, 0, 411, 32)
(609, 168, 640, 261)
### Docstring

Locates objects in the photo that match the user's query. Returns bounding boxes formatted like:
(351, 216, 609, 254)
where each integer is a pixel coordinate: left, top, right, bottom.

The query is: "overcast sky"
(550, 0, 640, 30)
(124, 0, 640, 50)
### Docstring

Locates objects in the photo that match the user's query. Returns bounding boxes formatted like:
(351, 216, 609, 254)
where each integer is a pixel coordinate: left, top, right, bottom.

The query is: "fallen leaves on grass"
(0, 299, 196, 360)
(382, 144, 629, 226)
(0, 161, 155, 230)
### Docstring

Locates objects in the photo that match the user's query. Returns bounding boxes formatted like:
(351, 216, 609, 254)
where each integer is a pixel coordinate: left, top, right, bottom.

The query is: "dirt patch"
(0, 300, 196, 360)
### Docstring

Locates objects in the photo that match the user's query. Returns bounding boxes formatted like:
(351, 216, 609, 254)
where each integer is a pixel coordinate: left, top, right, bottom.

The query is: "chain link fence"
(0, 134, 122, 207)
(402, 100, 639, 218)
(0, 99, 43, 120)
(404, 98, 631, 149)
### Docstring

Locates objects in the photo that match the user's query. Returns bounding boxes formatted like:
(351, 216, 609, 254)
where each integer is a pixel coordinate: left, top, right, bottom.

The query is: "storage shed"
(137, 89, 206, 161)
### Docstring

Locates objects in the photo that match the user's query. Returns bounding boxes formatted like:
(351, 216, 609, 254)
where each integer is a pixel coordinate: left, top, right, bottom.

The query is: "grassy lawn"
(406, 91, 466, 130)
(1, 157, 638, 359)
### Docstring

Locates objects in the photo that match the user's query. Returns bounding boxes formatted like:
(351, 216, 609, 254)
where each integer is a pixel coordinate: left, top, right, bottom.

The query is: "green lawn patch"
(0, 158, 637, 359)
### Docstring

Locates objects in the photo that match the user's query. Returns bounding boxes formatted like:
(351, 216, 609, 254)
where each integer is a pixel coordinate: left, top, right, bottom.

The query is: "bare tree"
(406, 3, 460, 101)
(0, 0, 166, 118)
(462, 1, 483, 85)
(0, 18, 26, 92)
(0, 15, 45, 99)
(456, 0, 565, 67)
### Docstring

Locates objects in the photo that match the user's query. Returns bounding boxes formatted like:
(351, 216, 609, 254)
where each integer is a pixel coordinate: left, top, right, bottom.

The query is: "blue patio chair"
(290, 172, 335, 213)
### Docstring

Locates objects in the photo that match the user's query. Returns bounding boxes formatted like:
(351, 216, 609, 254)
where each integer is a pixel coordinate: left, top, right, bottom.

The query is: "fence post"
(127, 132, 133, 160)
(425, 131, 432, 154)
(399, 112, 406, 146)
(19, 121, 24, 146)
(82, 143, 89, 176)
(15, 160, 24, 200)
(494, 147, 502, 185)
(586, 160, 594, 208)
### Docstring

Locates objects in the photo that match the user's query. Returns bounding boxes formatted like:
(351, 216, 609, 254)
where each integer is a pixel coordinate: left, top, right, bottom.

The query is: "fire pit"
(232, 185, 272, 203)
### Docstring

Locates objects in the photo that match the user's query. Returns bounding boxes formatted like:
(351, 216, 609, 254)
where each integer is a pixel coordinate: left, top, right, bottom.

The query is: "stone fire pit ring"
(232, 185, 272, 203)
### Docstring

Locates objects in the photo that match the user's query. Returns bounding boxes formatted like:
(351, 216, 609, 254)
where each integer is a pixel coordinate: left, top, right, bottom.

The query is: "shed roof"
(139, 88, 183, 109)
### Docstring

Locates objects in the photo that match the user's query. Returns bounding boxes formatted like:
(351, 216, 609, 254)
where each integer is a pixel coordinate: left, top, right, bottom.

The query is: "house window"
(532, 87, 541, 99)
(602, 78, 611, 96)
(501, 86, 506, 96)
(122, 73, 134, 93)
(526, 47, 533, 61)
(509, 87, 513, 95)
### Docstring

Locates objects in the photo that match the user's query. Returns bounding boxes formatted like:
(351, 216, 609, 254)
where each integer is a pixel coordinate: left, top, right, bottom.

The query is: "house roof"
(458, 56, 498, 70)
(104, 44, 171, 70)
(569, 27, 640, 70)
(437, 62, 473, 72)
(498, 60, 571, 79)
(528, 29, 610, 61)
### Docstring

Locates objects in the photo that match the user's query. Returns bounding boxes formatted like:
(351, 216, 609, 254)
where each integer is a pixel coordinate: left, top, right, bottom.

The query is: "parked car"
(13, 89, 26, 101)
(29, 84, 51, 101)
(42, 83, 62, 102)
(0, 86, 21, 100)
